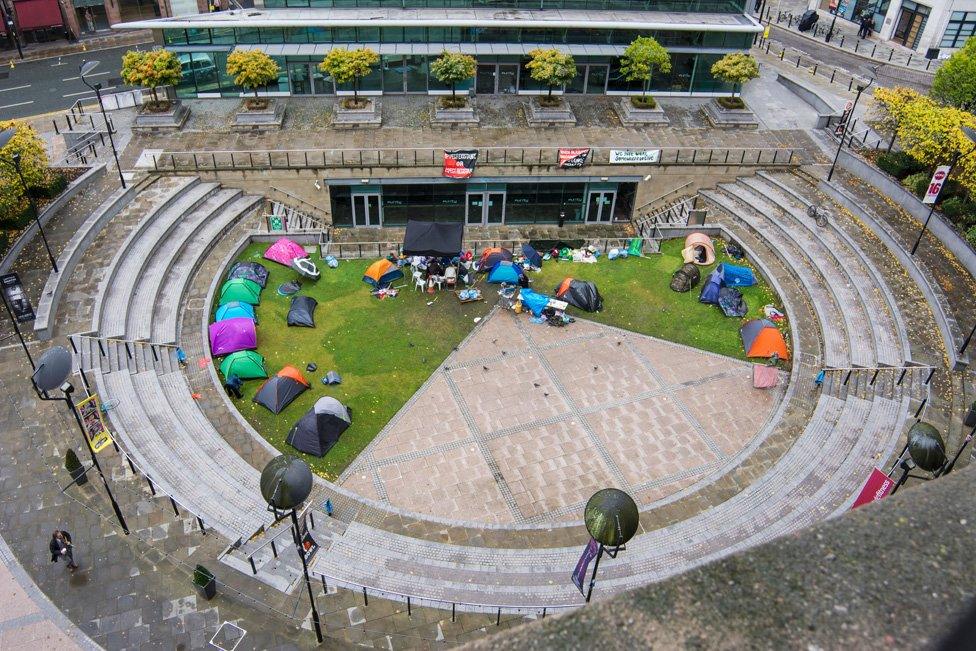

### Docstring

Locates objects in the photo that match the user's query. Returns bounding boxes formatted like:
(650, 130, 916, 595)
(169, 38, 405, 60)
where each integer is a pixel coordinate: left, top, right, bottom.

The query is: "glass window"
(164, 29, 187, 45)
(307, 27, 331, 43)
(381, 27, 403, 42)
(260, 28, 285, 44)
(331, 186, 353, 227)
(504, 184, 538, 224)
(186, 28, 210, 44)
(358, 27, 380, 42)
(404, 27, 427, 43)
(942, 11, 976, 48)
(235, 26, 260, 43)
(284, 27, 309, 43)
(333, 27, 357, 42)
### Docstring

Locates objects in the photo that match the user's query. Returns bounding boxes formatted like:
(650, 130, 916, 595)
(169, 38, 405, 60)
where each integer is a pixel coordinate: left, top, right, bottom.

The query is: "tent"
(519, 288, 550, 317)
(227, 261, 269, 288)
(555, 278, 603, 312)
(209, 317, 257, 357)
(402, 220, 464, 257)
(215, 301, 256, 323)
(681, 233, 715, 266)
(717, 262, 756, 287)
(264, 238, 308, 267)
(287, 295, 317, 327)
(718, 286, 748, 317)
(291, 257, 320, 280)
(669, 263, 700, 293)
(740, 319, 789, 360)
(219, 350, 268, 380)
(521, 244, 543, 268)
(362, 259, 404, 288)
(477, 247, 513, 272)
(285, 396, 352, 457)
(253, 366, 310, 414)
(487, 260, 524, 284)
(699, 269, 722, 304)
(218, 278, 261, 306)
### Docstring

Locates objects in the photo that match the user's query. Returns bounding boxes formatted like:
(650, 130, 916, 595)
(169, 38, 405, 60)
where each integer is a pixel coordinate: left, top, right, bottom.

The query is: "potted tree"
(194, 565, 217, 600)
(430, 51, 478, 126)
(226, 48, 285, 130)
(320, 47, 381, 128)
(64, 449, 88, 486)
(122, 49, 190, 131)
(615, 37, 671, 126)
(703, 53, 760, 129)
(524, 48, 578, 126)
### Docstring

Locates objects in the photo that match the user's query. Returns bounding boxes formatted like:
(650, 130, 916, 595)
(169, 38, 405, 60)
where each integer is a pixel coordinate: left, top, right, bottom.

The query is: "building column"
(104, 0, 121, 25)
(59, 0, 82, 39)
(196, 0, 208, 13)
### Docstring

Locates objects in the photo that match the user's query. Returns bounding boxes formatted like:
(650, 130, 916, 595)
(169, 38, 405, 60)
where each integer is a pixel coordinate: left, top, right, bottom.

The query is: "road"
(0, 44, 138, 120)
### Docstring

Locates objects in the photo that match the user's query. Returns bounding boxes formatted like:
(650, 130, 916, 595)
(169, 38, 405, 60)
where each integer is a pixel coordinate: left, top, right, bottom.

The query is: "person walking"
(49, 530, 78, 572)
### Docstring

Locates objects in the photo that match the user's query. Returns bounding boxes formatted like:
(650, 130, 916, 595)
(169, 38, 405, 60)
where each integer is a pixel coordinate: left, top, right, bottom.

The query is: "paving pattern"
(340, 309, 785, 524)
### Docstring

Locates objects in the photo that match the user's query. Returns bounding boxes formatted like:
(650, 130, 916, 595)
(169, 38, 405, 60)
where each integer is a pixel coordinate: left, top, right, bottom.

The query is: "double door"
(565, 65, 609, 94)
(352, 193, 381, 227)
(585, 190, 616, 223)
(466, 192, 505, 224)
(288, 63, 331, 95)
(476, 64, 519, 95)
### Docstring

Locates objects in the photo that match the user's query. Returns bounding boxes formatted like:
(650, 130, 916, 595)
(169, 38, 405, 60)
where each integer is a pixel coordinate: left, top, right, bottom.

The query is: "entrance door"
(498, 65, 519, 94)
(585, 65, 608, 94)
(476, 64, 497, 95)
(586, 190, 616, 223)
(352, 194, 381, 227)
(891, 1, 930, 49)
(466, 192, 506, 224)
(289, 63, 312, 95)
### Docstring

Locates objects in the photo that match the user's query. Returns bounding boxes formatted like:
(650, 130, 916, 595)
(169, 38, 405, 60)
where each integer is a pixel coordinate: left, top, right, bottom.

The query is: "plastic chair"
(444, 267, 457, 289)
(431, 275, 444, 291)
(413, 271, 425, 292)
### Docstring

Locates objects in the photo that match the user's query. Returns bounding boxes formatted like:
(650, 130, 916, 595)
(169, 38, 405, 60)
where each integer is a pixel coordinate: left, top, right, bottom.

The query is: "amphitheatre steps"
(70, 334, 180, 376)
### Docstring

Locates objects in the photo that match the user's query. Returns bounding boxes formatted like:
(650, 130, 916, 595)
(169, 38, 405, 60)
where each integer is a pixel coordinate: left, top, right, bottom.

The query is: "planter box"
(431, 99, 479, 128)
(132, 101, 190, 132)
(615, 98, 669, 127)
(332, 98, 382, 129)
(232, 99, 285, 132)
(701, 99, 759, 129)
(525, 98, 577, 127)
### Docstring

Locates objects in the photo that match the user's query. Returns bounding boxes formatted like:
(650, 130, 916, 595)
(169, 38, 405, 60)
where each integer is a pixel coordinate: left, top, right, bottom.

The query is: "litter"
(277, 280, 302, 296)
(321, 370, 342, 385)
(371, 287, 399, 299)
(763, 304, 786, 322)
(324, 255, 339, 268)
(306, 362, 317, 372)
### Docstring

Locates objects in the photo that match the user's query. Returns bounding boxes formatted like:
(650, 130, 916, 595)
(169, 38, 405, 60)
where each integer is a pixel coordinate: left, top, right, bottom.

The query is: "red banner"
(443, 149, 478, 179)
(558, 148, 590, 168)
(850, 467, 895, 510)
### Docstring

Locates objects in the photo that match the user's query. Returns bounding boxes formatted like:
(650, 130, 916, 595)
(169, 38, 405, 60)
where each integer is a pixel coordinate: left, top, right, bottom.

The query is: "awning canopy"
(402, 220, 464, 258)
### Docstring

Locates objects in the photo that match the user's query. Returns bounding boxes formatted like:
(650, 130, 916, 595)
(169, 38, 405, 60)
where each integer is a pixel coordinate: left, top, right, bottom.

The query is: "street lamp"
(910, 125, 976, 256)
(260, 455, 323, 644)
(890, 422, 947, 495)
(582, 488, 639, 603)
(827, 69, 877, 183)
(825, 8, 839, 43)
(31, 346, 130, 535)
(79, 60, 126, 189)
(0, 128, 59, 273)
(1, 3, 23, 59)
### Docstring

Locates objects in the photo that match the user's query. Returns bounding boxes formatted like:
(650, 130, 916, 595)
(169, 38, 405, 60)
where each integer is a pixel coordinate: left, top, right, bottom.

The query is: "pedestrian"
(225, 374, 244, 399)
(49, 530, 78, 572)
(85, 8, 95, 33)
(175, 347, 187, 369)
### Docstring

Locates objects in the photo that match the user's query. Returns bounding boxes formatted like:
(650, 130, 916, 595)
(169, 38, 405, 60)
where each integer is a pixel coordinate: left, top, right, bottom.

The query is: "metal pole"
(585, 544, 605, 603)
(90, 83, 126, 189)
(291, 509, 323, 643)
(825, 12, 838, 42)
(12, 160, 58, 272)
(827, 79, 872, 182)
(1, 292, 35, 369)
(959, 321, 976, 356)
(912, 151, 962, 255)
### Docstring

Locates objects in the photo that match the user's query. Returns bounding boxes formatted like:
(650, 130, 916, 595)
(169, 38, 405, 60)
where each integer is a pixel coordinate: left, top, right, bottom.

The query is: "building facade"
(114, 1, 762, 99)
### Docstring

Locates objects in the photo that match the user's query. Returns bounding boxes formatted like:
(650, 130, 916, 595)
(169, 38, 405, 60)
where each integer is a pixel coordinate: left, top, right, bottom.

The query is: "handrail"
(268, 185, 328, 220)
(633, 180, 694, 214)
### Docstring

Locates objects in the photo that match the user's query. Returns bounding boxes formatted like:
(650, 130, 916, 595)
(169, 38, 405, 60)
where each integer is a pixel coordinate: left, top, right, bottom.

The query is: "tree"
(525, 48, 577, 98)
(430, 51, 476, 99)
(0, 120, 49, 221)
(932, 37, 976, 110)
(120, 48, 182, 106)
(710, 53, 760, 98)
(226, 48, 280, 100)
(319, 47, 380, 105)
(619, 37, 671, 102)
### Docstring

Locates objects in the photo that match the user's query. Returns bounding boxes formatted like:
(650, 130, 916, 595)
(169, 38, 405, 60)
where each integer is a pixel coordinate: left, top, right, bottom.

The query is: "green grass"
(223, 237, 786, 478)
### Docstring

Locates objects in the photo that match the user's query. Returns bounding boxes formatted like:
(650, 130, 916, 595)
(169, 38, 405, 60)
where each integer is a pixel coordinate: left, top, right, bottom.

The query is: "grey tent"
(227, 261, 269, 288)
(555, 278, 604, 312)
(253, 367, 309, 414)
(287, 295, 317, 327)
(285, 397, 352, 457)
(670, 263, 701, 293)
(718, 286, 747, 317)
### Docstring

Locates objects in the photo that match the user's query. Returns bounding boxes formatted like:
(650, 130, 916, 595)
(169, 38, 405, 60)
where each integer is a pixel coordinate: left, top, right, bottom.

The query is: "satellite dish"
(584, 488, 639, 548)
(260, 455, 313, 511)
(907, 422, 946, 472)
(32, 346, 72, 392)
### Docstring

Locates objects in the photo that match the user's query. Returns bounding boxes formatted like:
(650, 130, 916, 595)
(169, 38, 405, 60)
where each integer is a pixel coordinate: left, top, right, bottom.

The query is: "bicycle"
(807, 204, 829, 228)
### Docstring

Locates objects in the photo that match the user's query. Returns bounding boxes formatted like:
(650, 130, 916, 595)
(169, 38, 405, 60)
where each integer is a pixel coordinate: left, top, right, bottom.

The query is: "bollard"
(897, 367, 908, 385)
(271, 539, 278, 558)
(407, 597, 411, 616)
(197, 516, 206, 535)
(249, 556, 257, 574)
(452, 603, 456, 622)
(169, 496, 180, 517)
(871, 44, 876, 57)
(363, 587, 369, 606)
(914, 398, 927, 418)
(321, 575, 327, 592)
(925, 367, 935, 385)
(146, 475, 157, 495)
(830, 70, 836, 83)
(497, 608, 501, 625)
(869, 369, 879, 386)
(843, 370, 852, 386)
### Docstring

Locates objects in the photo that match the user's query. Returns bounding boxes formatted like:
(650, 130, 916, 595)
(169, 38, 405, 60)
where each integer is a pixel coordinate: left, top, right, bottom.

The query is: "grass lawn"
(221, 237, 785, 478)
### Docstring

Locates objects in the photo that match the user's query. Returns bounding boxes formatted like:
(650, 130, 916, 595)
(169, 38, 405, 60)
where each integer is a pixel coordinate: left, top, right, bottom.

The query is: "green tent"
(219, 278, 261, 306)
(220, 350, 268, 380)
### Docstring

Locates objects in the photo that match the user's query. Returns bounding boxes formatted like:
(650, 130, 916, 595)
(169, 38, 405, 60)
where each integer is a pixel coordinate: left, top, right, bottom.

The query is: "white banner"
(923, 165, 951, 205)
(609, 149, 661, 164)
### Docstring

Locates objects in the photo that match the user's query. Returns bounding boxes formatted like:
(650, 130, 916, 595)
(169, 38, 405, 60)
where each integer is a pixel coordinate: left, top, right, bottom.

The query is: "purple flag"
(571, 538, 600, 595)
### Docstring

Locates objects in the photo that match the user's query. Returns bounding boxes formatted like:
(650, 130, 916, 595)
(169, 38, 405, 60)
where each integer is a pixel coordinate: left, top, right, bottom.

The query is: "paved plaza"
(341, 309, 784, 525)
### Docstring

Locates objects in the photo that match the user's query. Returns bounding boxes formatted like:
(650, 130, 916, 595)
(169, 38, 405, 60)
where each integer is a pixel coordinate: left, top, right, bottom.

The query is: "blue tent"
(521, 244, 543, 268)
(216, 301, 256, 322)
(699, 270, 722, 305)
(487, 261, 524, 284)
(519, 288, 550, 317)
(717, 263, 756, 287)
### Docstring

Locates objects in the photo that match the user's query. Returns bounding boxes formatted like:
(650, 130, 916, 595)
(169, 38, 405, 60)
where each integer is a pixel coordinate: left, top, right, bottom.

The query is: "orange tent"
(681, 233, 715, 266)
(277, 365, 310, 387)
(740, 319, 789, 360)
(362, 259, 404, 287)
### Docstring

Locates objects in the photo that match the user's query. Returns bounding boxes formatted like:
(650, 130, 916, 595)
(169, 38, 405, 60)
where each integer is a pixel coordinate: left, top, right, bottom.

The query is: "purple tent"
(264, 238, 308, 267)
(209, 317, 257, 357)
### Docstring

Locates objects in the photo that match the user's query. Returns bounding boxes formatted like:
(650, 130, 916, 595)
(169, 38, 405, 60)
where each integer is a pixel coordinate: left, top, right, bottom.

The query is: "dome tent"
(219, 350, 268, 380)
(253, 366, 310, 414)
(287, 295, 318, 327)
(555, 278, 604, 312)
(218, 278, 262, 306)
(487, 260, 525, 284)
(215, 301, 256, 323)
(681, 233, 715, 266)
(227, 261, 269, 288)
(208, 317, 257, 357)
(264, 237, 308, 267)
(286, 397, 352, 457)
(740, 319, 789, 360)
(477, 247, 513, 272)
(362, 259, 403, 288)
(699, 269, 722, 304)
(669, 263, 700, 293)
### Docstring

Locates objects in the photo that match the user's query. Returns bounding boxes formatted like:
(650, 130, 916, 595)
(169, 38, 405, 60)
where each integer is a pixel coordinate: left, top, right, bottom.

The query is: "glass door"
(352, 194, 382, 227)
(585, 65, 608, 94)
(476, 64, 497, 95)
(405, 55, 428, 92)
(586, 190, 615, 223)
(466, 193, 485, 224)
(288, 63, 312, 95)
(486, 192, 505, 224)
(383, 56, 405, 93)
(498, 65, 519, 94)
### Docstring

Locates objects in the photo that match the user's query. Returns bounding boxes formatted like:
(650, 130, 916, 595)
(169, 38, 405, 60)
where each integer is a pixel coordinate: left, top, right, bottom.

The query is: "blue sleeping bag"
(717, 263, 755, 287)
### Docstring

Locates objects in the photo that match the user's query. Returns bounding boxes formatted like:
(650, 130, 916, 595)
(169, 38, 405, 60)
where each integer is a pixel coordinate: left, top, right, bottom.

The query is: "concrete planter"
(332, 98, 382, 129)
(701, 99, 759, 129)
(615, 97, 669, 126)
(232, 99, 285, 132)
(525, 98, 577, 127)
(132, 100, 189, 132)
(431, 98, 479, 127)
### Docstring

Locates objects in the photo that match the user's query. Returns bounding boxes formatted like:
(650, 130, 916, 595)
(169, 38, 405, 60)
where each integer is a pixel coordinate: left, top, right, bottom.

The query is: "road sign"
(923, 165, 951, 204)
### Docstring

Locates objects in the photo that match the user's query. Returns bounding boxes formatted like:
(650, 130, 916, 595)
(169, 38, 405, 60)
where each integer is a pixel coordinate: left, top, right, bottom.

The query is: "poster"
(443, 149, 478, 179)
(609, 149, 661, 164)
(571, 538, 600, 595)
(558, 148, 590, 168)
(0, 272, 35, 323)
(850, 467, 895, 510)
(923, 166, 950, 205)
(75, 394, 113, 453)
(301, 529, 319, 564)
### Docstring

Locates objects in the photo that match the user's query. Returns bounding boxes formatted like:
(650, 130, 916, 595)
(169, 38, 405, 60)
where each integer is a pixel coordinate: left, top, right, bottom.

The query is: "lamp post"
(260, 455, 323, 644)
(827, 71, 876, 182)
(910, 125, 976, 256)
(79, 60, 126, 189)
(31, 346, 130, 534)
(582, 488, 639, 603)
(0, 129, 59, 273)
(890, 422, 947, 495)
(825, 8, 839, 43)
(1, 2, 23, 59)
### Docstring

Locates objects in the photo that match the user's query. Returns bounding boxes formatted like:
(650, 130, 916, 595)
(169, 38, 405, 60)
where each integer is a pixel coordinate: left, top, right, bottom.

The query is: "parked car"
(179, 54, 217, 81)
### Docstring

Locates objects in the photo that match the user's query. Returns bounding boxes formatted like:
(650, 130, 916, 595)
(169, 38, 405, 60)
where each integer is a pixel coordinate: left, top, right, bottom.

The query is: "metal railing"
(324, 235, 642, 260)
(268, 185, 329, 221)
(264, 200, 330, 235)
(633, 195, 698, 240)
(755, 36, 870, 93)
(149, 146, 797, 173)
